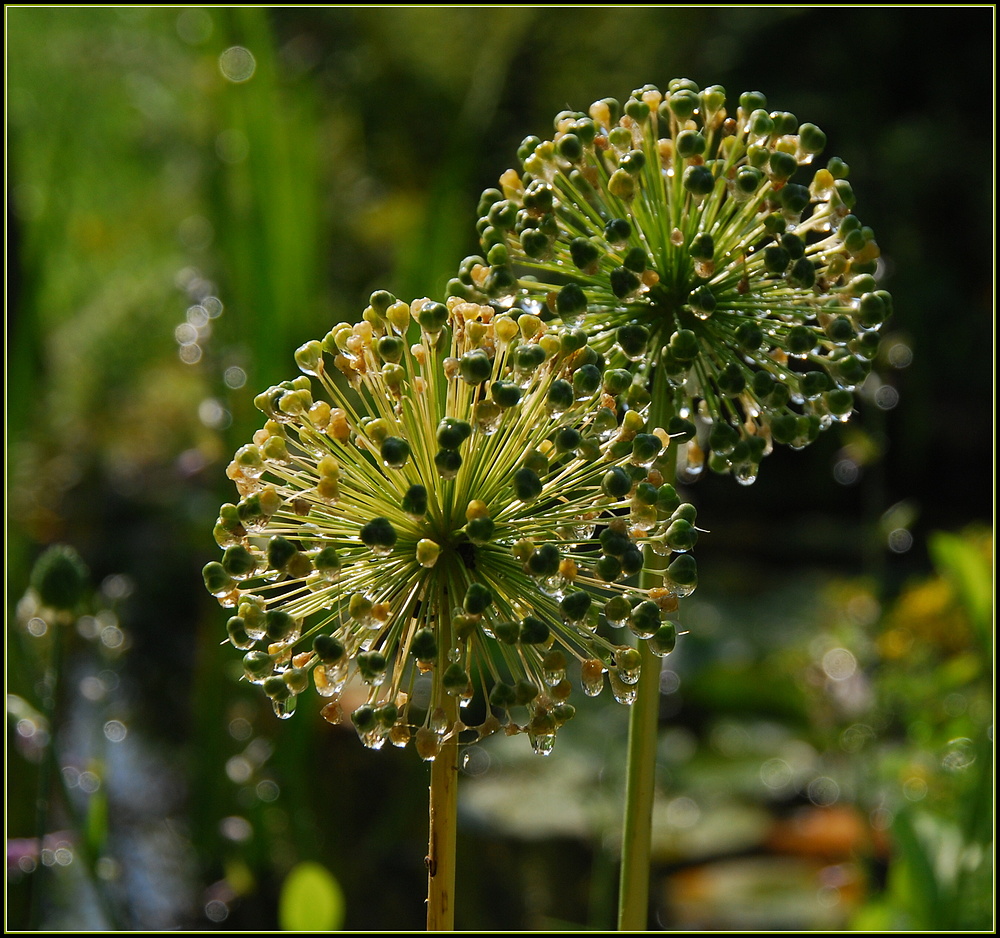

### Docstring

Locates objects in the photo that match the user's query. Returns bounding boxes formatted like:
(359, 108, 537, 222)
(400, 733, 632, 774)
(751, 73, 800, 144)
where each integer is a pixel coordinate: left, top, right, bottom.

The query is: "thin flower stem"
(426, 599, 459, 932)
(618, 369, 673, 931)
(617, 639, 661, 930)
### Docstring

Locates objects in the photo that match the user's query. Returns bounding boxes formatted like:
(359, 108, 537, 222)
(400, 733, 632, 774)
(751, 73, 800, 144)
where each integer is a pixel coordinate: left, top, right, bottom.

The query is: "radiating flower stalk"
(204, 291, 701, 928)
(457, 79, 891, 929)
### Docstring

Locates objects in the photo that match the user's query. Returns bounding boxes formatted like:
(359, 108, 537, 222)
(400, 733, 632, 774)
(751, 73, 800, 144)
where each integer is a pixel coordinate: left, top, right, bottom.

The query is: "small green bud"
(513, 467, 543, 502)
(464, 582, 493, 616)
(519, 615, 550, 644)
(360, 517, 397, 552)
(380, 436, 410, 469)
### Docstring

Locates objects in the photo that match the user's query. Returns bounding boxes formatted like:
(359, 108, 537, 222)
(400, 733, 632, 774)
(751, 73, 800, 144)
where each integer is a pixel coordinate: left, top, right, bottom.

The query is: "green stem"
(617, 639, 660, 930)
(426, 605, 459, 931)
(617, 368, 673, 930)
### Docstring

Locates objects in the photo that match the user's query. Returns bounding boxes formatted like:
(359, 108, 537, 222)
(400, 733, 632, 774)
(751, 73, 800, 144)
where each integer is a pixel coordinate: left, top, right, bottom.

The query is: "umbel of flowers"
(456, 79, 892, 484)
(203, 293, 699, 756)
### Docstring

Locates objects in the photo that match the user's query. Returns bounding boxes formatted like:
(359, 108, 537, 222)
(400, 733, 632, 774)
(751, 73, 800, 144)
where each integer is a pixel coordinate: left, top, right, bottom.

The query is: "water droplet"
(530, 732, 555, 756)
(271, 696, 296, 720)
(581, 659, 605, 696)
(609, 669, 637, 705)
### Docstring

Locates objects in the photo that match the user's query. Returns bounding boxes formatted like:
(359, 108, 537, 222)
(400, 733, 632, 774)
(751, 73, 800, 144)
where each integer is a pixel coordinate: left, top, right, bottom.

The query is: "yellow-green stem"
(617, 368, 672, 930)
(426, 604, 459, 931)
(617, 639, 660, 930)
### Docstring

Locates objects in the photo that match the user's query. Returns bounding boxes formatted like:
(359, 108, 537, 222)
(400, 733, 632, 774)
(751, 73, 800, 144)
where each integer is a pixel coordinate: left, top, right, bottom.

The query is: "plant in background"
(457, 79, 891, 928)
(204, 291, 700, 929)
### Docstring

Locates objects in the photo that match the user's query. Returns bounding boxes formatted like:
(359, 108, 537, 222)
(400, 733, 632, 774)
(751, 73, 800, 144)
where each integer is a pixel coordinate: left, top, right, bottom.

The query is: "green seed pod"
(614, 646, 642, 675)
(263, 676, 290, 701)
(569, 238, 601, 270)
(203, 561, 236, 597)
(735, 165, 764, 195)
(781, 184, 811, 215)
(380, 436, 411, 469)
(672, 503, 697, 524)
(669, 89, 699, 119)
(376, 335, 405, 364)
(665, 417, 695, 444)
(357, 651, 388, 683)
(709, 422, 739, 455)
(528, 544, 561, 578)
(650, 479, 679, 513)
(789, 256, 816, 288)
(602, 368, 632, 396)
(664, 519, 698, 552)
(800, 371, 831, 398)
(768, 150, 798, 181)
(620, 547, 645, 577)
(544, 379, 574, 414)
(594, 555, 624, 582)
(797, 122, 826, 153)
(604, 218, 631, 244)
(417, 302, 449, 334)
(360, 517, 397, 552)
(560, 590, 592, 622)
(631, 433, 662, 465)
(747, 108, 774, 137)
(464, 582, 493, 616)
(610, 266, 642, 298)
(573, 363, 603, 398)
(512, 344, 547, 373)
(410, 627, 437, 662)
(555, 427, 582, 454)
(826, 389, 854, 416)
(222, 544, 257, 578)
(314, 633, 346, 663)
(402, 484, 428, 518)
(619, 149, 646, 174)
(786, 324, 816, 356)
(602, 467, 632, 499)
(466, 516, 495, 544)
(227, 616, 253, 649)
(494, 620, 519, 644)
(265, 609, 298, 642)
(519, 615, 550, 644)
(460, 349, 493, 385)
(717, 363, 746, 397)
(442, 662, 470, 694)
(614, 324, 648, 361)
(825, 315, 856, 344)
(600, 526, 631, 557)
(437, 417, 472, 450)
(739, 90, 767, 113)
(513, 467, 543, 502)
(649, 623, 677, 657)
(675, 129, 706, 158)
(243, 650, 274, 682)
(352, 704, 377, 733)
(666, 553, 698, 589)
(669, 329, 700, 363)
(689, 232, 714, 260)
(491, 380, 523, 408)
(514, 680, 539, 705)
(683, 164, 715, 196)
(489, 682, 517, 710)
(623, 246, 648, 273)
(629, 600, 661, 638)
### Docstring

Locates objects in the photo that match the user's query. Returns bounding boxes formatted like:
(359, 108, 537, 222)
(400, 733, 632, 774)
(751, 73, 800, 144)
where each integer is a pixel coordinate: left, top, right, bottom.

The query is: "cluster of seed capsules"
(204, 294, 700, 756)
(454, 79, 891, 484)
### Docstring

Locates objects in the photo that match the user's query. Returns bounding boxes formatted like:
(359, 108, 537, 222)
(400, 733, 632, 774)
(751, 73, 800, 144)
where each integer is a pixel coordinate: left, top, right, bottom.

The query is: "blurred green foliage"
(7, 6, 992, 931)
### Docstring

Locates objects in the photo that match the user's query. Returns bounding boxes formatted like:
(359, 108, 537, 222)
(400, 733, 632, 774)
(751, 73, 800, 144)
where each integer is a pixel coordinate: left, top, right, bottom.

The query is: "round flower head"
(205, 293, 699, 756)
(457, 80, 891, 484)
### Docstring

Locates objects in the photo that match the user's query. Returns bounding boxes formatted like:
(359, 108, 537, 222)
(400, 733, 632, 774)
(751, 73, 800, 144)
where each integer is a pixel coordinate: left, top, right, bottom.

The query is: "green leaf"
(278, 861, 345, 932)
(928, 530, 992, 650)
